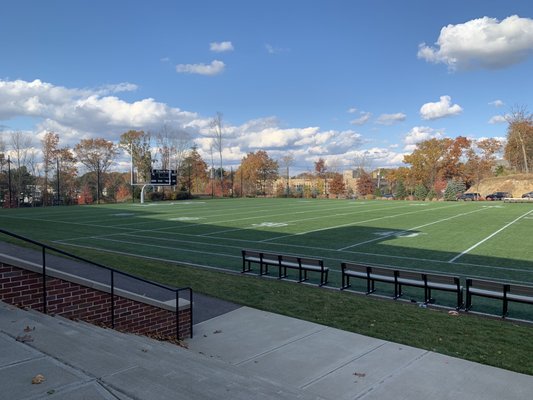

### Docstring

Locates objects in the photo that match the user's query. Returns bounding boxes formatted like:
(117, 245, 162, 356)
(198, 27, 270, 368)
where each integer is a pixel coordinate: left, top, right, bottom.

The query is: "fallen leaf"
(16, 334, 33, 343)
(32, 374, 45, 384)
(353, 372, 366, 378)
(213, 330, 222, 334)
(24, 326, 35, 332)
(448, 310, 459, 316)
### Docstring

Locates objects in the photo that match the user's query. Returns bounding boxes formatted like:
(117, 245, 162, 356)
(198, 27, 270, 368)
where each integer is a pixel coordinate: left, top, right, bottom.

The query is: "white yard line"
(338, 207, 487, 251)
(57, 202, 410, 242)
(260, 203, 460, 243)
(54, 234, 533, 278)
(449, 209, 533, 263)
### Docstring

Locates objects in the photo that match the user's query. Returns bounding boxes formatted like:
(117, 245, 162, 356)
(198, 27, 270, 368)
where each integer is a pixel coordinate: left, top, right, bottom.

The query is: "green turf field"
(3, 198, 533, 372)
(1, 198, 532, 285)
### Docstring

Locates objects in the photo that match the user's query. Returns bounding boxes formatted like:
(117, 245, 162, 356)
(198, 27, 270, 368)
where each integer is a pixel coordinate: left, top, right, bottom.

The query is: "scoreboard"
(150, 169, 177, 185)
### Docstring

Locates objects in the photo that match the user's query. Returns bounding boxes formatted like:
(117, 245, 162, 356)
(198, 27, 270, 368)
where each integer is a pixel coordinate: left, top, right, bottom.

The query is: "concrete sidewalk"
(187, 307, 533, 400)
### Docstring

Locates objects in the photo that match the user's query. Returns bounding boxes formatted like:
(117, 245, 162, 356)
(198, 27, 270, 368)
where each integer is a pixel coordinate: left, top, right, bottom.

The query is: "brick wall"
(0, 263, 191, 339)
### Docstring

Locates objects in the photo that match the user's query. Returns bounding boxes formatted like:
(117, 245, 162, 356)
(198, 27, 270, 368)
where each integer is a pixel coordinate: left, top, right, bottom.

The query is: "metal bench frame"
(341, 262, 463, 309)
(466, 278, 533, 317)
(242, 250, 329, 286)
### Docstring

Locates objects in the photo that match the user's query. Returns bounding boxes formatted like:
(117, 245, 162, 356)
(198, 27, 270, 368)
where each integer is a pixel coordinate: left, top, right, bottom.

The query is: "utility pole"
(96, 162, 100, 205)
(56, 157, 60, 206)
(7, 155, 12, 208)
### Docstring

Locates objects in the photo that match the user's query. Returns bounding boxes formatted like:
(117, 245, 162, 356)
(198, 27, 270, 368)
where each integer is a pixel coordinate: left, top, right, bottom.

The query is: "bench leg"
(341, 274, 349, 290)
(366, 279, 375, 295)
(395, 284, 401, 299)
(457, 290, 463, 310)
(502, 299, 508, 318)
(465, 292, 472, 311)
(320, 270, 328, 286)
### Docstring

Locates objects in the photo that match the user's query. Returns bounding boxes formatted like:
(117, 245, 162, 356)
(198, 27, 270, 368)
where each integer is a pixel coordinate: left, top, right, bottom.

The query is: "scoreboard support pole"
(140, 184, 152, 204)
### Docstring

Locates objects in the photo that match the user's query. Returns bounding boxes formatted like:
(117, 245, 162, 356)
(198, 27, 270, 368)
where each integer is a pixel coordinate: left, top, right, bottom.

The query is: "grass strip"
(68, 246, 533, 376)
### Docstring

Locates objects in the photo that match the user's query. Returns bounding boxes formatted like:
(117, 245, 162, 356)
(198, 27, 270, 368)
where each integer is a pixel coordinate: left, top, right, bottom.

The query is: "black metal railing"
(0, 228, 193, 339)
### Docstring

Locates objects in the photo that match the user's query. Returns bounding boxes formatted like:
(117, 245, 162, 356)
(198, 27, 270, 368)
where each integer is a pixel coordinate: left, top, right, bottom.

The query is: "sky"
(1, 0, 532, 174)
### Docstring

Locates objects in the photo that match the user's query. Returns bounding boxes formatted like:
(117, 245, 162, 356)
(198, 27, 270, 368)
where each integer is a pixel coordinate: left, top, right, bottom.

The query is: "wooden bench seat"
(242, 250, 329, 286)
(466, 279, 533, 317)
(342, 262, 463, 308)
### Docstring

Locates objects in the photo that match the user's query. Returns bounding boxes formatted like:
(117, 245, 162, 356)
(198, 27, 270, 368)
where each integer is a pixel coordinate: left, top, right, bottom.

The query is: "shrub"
(414, 184, 428, 200)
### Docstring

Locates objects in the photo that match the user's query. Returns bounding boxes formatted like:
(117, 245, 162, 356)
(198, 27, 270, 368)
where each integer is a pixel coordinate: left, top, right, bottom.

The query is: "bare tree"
(0, 135, 6, 171)
(505, 106, 532, 174)
(157, 124, 191, 183)
(74, 138, 118, 204)
(353, 151, 374, 174)
(27, 147, 41, 206)
(279, 153, 294, 196)
(210, 112, 224, 195)
(41, 132, 59, 206)
(10, 132, 33, 199)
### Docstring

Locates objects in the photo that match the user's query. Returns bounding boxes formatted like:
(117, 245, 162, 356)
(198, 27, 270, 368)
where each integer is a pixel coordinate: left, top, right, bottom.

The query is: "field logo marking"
(449, 209, 533, 263)
(396, 232, 423, 238)
(338, 207, 486, 251)
(252, 222, 288, 228)
(373, 230, 423, 238)
(373, 231, 397, 236)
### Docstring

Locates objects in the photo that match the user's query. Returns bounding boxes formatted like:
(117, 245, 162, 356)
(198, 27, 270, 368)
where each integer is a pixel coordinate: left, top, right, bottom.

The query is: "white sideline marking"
(262, 203, 461, 243)
(449, 209, 533, 263)
(169, 217, 202, 221)
(338, 207, 486, 251)
(54, 232, 533, 278)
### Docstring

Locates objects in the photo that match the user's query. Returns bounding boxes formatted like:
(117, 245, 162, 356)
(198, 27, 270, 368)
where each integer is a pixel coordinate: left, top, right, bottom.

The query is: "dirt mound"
(468, 174, 533, 197)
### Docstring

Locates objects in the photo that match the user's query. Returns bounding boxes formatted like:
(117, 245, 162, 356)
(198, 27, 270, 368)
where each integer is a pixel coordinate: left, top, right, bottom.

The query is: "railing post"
(42, 248, 47, 314)
(111, 270, 115, 328)
(175, 289, 180, 340)
(189, 288, 193, 339)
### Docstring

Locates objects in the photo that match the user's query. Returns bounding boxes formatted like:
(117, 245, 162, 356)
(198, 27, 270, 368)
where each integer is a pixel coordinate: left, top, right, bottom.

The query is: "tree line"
(0, 109, 531, 206)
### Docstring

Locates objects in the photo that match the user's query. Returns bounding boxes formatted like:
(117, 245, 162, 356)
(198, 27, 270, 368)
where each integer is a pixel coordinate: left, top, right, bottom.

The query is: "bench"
(466, 279, 533, 317)
(341, 262, 463, 308)
(242, 249, 329, 286)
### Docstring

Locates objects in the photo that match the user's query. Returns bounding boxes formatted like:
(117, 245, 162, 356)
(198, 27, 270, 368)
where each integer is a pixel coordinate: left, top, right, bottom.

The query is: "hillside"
(468, 174, 533, 197)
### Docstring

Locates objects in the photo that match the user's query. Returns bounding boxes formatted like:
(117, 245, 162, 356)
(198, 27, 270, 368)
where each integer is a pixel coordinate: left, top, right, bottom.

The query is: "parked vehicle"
(522, 191, 533, 198)
(485, 192, 512, 201)
(458, 193, 481, 201)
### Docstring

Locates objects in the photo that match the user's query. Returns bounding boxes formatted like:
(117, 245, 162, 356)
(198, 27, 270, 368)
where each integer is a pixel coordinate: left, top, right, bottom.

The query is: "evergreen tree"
(414, 184, 428, 200)
(395, 180, 407, 199)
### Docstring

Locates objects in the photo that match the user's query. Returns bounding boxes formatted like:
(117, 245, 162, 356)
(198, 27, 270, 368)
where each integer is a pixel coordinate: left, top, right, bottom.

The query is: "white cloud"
(488, 114, 509, 124)
(419, 96, 462, 120)
(403, 126, 443, 151)
(350, 111, 372, 125)
(489, 99, 504, 107)
(418, 15, 533, 70)
(347, 107, 358, 114)
(265, 44, 290, 54)
(176, 60, 225, 76)
(376, 113, 406, 125)
(0, 78, 406, 173)
(210, 41, 234, 53)
(0, 79, 200, 146)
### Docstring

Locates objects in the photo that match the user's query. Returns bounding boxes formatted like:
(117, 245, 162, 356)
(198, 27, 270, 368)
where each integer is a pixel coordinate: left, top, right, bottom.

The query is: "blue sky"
(1, 0, 532, 173)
